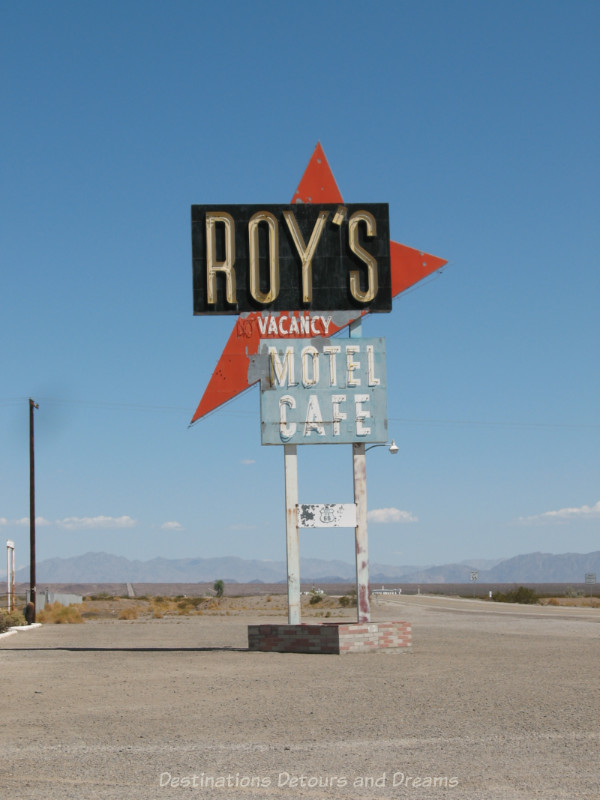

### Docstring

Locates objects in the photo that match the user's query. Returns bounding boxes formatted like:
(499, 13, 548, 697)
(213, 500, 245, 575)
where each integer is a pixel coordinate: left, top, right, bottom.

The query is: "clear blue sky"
(1, 0, 598, 573)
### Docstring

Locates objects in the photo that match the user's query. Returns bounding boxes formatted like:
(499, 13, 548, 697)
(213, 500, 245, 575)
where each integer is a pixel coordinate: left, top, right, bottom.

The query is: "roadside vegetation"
(0, 608, 26, 633)
(339, 589, 357, 607)
(489, 586, 597, 607)
(493, 586, 539, 604)
(38, 601, 84, 624)
(53, 592, 352, 622)
(12, 588, 595, 626)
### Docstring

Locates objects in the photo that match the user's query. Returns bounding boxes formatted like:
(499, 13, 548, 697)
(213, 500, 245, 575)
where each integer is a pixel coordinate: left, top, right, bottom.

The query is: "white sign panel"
(297, 504, 357, 528)
(257, 337, 388, 445)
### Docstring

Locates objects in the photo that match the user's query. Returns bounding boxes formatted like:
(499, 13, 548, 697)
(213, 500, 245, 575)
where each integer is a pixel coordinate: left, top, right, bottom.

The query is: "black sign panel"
(192, 203, 391, 314)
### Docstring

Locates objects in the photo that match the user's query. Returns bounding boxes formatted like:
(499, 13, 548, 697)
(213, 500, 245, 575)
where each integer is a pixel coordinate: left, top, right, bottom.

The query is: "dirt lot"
(1, 595, 598, 800)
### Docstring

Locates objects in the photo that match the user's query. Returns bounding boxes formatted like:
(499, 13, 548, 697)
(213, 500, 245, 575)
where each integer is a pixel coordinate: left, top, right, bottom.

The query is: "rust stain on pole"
(353, 442, 370, 623)
(284, 444, 300, 624)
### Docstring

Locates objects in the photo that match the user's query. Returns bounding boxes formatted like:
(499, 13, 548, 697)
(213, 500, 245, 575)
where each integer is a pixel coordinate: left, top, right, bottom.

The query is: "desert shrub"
(545, 597, 560, 606)
(339, 589, 358, 607)
(88, 592, 114, 601)
(494, 586, 538, 605)
(80, 607, 101, 619)
(213, 580, 225, 598)
(309, 594, 323, 605)
(565, 587, 584, 598)
(38, 602, 84, 624)
(0, 609, 26, 633)
(177, 596, 205, 610)
(118, 606, 139, 620)
(149, 598, 172, 617)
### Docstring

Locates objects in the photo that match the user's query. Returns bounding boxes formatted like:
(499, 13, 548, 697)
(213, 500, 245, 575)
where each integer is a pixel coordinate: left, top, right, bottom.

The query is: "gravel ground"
(1, 596, 598, 800)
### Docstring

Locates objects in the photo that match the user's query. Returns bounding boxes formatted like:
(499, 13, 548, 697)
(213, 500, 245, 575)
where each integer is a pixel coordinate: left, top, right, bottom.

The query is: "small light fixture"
(366, 440, 399, 454)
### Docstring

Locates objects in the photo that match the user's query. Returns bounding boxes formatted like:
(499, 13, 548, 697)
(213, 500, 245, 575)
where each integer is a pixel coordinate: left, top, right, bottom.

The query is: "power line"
(2, 397, 597, 429)
(0, 397, 193, 414)
(390, 417, 599, 430)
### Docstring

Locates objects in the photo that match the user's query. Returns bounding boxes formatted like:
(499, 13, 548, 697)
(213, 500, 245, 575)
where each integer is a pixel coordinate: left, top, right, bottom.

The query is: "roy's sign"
(192, 203, 391, 314)
(190, 143, 447, 424)
(257, 337, 387, 445)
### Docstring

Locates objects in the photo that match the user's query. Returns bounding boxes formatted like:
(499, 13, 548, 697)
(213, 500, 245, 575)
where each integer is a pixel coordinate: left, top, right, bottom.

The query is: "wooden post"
(29, 399, 38, 623)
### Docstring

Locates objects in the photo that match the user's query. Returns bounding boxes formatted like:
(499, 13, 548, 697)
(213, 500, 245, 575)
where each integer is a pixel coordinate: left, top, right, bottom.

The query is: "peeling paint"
(297, 503, 357, 528)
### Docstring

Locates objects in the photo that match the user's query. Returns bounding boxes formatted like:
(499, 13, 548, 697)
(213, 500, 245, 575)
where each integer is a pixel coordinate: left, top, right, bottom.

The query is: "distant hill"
(484, 551, 600, 583)
(16, 552, 287, 583)
(399, 552, 600, 584)
(458, 557, 504, 571)
(14, 550, 600, 584)
(396, 563, 482, 583)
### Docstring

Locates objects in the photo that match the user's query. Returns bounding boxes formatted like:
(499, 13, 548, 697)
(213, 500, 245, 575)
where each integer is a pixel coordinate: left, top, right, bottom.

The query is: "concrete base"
(248, 621, 412, 654)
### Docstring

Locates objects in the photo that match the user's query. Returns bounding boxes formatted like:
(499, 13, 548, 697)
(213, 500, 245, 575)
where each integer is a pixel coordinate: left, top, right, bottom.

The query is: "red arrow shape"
(190, 144, 447, 423)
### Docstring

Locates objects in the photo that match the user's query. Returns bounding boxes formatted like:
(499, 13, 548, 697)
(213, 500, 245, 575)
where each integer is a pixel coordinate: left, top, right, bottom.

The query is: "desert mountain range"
(14, 550, 600, 584)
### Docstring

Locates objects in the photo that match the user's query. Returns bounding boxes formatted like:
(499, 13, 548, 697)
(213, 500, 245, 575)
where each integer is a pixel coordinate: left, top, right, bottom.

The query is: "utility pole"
(29, 398, 39, 622)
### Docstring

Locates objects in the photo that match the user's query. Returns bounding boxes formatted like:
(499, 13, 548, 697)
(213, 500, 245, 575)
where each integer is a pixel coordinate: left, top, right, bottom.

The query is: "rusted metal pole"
(353, 442, 370, 623)
(348, 317, 370, 623)
(284, 444, 300, 624)
(29, 398, 38, 623)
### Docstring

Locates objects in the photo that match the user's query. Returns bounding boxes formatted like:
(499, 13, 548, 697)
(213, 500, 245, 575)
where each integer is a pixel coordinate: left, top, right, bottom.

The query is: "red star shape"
(191, 143, 447, 423)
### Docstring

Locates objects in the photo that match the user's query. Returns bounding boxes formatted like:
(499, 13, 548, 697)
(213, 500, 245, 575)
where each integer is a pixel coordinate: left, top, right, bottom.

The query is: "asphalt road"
(1, 597, 598, 800)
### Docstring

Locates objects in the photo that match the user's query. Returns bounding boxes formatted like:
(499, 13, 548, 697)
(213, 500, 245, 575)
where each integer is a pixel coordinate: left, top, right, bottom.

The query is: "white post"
(6, 540, 15, 612)
(349, 316, 370, 623)
(284, 444, 300, 624)
(353, 443, 370, 622)
(11, 546, 15, 612)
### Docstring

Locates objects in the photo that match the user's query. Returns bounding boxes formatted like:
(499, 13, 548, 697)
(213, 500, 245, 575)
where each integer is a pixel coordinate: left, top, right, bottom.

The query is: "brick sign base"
(247, 621, 412, 654)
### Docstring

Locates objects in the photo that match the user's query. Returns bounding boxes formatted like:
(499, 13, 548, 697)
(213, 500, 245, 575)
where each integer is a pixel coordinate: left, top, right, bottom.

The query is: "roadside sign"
(189, 143, 447, 423)
(297, 504, 357, 528)
(258, 337, 387, 445)
(192, 203, 391, 314)
(585, 573, 596, 607)
(188, 142, 448, 630)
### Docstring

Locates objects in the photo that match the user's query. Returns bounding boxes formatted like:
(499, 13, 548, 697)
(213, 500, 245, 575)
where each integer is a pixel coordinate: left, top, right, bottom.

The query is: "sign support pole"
(349, 318, 370, 623)
(353, 442, 370, 623)
(284, 444, 300, 624)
